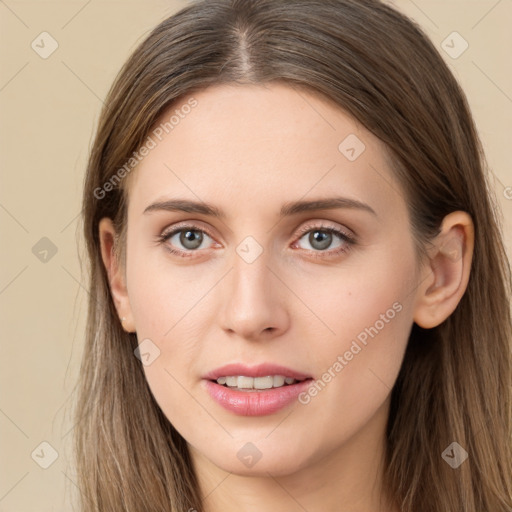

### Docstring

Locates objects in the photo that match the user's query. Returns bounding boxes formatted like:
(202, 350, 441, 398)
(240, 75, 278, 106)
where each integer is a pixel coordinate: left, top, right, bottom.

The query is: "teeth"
(256, 376, 274, 389)
(226, 376, 238, 387)
(273, 375, 285, 387)
(215, 375, 301, 390)
(238, 376, 253, 389)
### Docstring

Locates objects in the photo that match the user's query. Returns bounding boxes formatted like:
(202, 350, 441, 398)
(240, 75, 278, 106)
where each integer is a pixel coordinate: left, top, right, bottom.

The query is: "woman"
(76, 0, 512, 510)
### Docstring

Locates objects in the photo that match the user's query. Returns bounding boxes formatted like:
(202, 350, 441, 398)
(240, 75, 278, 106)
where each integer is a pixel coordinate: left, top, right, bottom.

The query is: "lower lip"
(203, 379, 313, 416)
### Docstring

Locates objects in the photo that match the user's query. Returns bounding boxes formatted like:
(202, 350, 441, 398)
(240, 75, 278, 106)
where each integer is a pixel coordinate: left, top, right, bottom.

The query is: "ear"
(413, 211, 474, 329)
(98, 217, 136, 333)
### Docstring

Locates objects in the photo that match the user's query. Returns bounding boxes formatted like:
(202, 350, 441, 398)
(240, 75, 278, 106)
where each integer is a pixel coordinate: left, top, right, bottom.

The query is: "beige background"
(0, 1, 510, 510)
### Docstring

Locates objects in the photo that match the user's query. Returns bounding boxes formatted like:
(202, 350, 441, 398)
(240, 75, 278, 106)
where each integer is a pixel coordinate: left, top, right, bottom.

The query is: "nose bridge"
(219, 241, 289, 339)
(232, 249, 270, 302)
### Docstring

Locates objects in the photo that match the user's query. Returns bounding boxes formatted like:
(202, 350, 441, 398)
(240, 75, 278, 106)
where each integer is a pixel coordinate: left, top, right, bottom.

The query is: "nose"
(218, 252, 290, 341)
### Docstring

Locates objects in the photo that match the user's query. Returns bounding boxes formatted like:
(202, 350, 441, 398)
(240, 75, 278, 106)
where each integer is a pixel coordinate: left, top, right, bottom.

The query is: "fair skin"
(99, 83, 474, 512)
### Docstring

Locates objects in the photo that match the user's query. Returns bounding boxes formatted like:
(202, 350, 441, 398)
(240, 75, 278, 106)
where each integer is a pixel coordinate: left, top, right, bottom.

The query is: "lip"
(203, 379, 312, 416)
(203, 363, 312, 381)
(202, 363, 313, 416)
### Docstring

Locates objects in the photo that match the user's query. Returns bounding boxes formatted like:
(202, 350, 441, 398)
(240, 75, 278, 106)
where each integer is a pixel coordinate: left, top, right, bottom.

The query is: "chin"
(197, 438, 319, 478)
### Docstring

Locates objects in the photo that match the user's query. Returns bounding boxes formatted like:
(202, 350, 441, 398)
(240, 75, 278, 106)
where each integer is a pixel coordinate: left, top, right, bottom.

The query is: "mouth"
(202, 363, 314, 415)
(212, 375, 310, 391)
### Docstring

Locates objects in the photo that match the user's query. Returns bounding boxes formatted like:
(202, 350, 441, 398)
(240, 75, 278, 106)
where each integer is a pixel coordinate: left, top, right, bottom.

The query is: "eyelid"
(160, 220, 354, 243)
(160, 220, 217, 240)
(294, 220, 356, 242)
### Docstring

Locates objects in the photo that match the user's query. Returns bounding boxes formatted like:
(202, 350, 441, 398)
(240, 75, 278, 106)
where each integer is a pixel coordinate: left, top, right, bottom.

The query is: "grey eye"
(178, 230, 204, 250)
(308, 231, 333, 250)
(297, 229, 345, 252)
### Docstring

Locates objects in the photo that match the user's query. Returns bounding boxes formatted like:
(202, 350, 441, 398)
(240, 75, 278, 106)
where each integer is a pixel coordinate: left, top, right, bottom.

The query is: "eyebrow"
(143, 196, 377, 218)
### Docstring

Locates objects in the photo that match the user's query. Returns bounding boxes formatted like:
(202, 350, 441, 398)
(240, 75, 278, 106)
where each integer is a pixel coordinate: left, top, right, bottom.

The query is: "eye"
(293, 223, 355, 257)
(171, 229, 208, 250)
(156, 222, 355, 259)
(157, 223, 216, 257)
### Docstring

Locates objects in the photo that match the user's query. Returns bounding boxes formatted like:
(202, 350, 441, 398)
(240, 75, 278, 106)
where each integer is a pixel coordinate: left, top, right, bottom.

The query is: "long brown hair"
(76, 0, 512, 510)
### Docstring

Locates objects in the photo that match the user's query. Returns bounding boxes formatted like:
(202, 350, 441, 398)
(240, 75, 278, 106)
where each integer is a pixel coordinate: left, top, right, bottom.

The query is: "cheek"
(307, 306, 411, 452)
(292, 249, 414, 351)
(126, 241, 216, 340)
(291, 252, 414, 417)
(125, 247, 218, 422)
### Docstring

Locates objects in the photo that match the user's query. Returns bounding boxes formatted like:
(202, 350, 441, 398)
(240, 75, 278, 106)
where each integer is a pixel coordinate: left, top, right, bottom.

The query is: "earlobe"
(98, 218, 136, 333)
(413, 211, 474, 329)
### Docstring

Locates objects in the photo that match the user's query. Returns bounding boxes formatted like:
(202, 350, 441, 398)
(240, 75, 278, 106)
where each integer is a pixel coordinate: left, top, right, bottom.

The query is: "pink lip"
(203, 363, 312, 381)
(203, 380, 312, 416)
(202, 363, 313, 416)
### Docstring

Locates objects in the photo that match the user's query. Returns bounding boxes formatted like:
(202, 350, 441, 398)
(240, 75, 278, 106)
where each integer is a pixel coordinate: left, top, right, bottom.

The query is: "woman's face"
(118, 83, 421, 476)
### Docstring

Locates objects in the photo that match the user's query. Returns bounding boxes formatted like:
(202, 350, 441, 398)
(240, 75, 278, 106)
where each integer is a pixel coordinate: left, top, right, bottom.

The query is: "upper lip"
(203, 363, 312, 381)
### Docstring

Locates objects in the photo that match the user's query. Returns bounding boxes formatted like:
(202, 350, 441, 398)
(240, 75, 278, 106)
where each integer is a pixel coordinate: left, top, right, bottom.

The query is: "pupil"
(181, 230, 203, 249)
(310, 230, 331, 250)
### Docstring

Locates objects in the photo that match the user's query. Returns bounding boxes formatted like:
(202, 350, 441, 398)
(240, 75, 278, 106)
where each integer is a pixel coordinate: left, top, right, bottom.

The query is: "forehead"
(126, 83, 405, 220)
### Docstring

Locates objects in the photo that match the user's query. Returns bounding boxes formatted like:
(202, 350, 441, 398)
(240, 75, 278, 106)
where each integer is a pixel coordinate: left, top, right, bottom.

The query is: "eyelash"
(156, 222, 356, 260)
